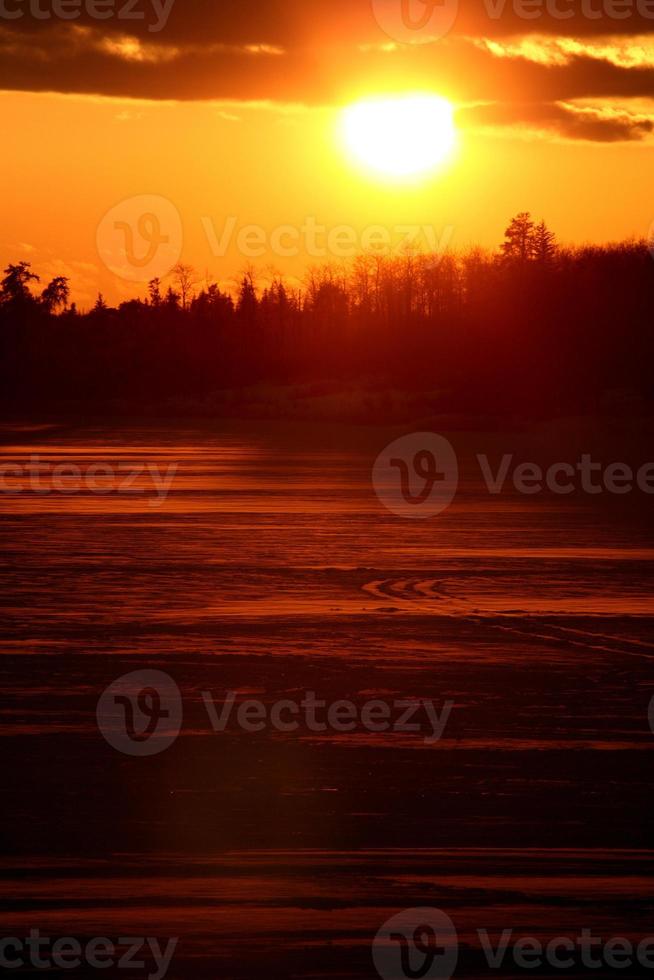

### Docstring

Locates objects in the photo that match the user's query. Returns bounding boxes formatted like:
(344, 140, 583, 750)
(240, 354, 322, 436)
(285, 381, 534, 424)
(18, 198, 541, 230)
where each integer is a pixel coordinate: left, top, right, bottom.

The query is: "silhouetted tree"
(170, 263, 199, 311)
(164, 287, 181, 309)
(532, 220, 558, 265)
(1, 262, 40, 306)
(2, 220, 653, 420)
(41, 276, 70, 314)
(191, 283, 234, 318)
(236, 275, 258, 322)
(501, 213, 536, 263)
(148, 278, 162, 307)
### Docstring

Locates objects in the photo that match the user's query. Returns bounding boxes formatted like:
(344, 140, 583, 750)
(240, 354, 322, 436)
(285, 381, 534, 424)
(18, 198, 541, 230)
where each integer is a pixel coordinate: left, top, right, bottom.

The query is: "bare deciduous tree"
(170, 263, 200, 311)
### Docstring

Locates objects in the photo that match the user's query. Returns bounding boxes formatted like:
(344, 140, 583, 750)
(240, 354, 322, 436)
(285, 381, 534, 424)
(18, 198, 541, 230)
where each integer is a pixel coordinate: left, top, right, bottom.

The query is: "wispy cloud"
(475, 33, 654, 68)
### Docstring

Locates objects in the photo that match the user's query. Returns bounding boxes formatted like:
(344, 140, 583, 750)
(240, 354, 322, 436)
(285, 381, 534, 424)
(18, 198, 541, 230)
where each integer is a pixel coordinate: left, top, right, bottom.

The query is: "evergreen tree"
(501, 213, 536, 263)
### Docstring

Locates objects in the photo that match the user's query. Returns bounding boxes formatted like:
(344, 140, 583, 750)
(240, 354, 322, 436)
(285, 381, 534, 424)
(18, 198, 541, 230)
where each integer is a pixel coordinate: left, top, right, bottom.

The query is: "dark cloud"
(459, 99, 654, 139)
(4, 0, 654, 43)
(1, 0, 654, 144)
(2, 22, 654, 106)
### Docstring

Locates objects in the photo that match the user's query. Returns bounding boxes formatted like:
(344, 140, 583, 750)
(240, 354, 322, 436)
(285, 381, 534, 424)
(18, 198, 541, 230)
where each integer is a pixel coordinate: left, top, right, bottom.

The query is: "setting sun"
(341, 95, 457, 180)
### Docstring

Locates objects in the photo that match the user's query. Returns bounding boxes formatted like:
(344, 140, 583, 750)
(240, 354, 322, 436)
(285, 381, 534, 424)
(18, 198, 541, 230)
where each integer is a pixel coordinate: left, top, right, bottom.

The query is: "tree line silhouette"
(2, 214, 653, 418)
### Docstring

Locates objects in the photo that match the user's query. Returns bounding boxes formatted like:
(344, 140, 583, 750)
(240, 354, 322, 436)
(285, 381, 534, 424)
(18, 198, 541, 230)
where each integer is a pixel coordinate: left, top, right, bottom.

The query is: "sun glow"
(341, 95, 457, 180)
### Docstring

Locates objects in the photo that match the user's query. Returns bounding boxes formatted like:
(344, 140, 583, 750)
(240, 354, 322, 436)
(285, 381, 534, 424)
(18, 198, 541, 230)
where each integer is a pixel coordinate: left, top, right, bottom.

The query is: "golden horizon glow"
(340, 95, 457, 180)
(0, 89, 650, 308)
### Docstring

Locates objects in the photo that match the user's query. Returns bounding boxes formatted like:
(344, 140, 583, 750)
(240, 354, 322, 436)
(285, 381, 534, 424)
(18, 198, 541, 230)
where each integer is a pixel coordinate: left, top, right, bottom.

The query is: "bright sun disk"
(341, 95, 457, 179)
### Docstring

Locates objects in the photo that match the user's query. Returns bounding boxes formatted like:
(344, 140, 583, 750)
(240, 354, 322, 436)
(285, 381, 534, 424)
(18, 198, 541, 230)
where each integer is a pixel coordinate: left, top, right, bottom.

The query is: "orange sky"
(2, 0, 653, 306)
